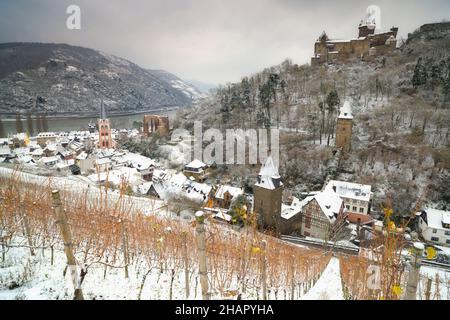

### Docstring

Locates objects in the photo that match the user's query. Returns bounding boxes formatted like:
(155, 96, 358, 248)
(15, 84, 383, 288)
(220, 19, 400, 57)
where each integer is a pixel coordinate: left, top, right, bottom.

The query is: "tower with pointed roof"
(253, 155, 283, 232)
(335, 100, 353, 152)
(97, 101, 114, 149)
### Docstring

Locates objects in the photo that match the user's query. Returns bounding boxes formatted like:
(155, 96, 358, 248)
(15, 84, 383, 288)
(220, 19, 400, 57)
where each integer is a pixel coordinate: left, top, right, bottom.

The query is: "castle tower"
(97, 102, 114, 149)
(253, 156, 283, 232)
(335, 101, 353, 152)
(143, 115, 170, 137)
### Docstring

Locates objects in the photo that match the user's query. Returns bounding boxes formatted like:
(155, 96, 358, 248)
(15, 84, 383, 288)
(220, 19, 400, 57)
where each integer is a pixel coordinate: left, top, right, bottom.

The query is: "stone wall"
(311, 26, 398, 65)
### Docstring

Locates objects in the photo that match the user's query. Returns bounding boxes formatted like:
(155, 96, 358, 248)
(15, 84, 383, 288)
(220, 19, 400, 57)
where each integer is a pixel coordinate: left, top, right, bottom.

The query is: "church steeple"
(100, 100, 107, 120)
(97, 100, 115, 149)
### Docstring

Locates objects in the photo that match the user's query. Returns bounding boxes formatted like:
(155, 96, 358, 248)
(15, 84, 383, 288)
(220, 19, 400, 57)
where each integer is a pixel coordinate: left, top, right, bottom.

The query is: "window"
(431, 237, 439, 242)
(445, 231, 450, 236)
(352, 206, 357, 212)
(447, 239, 450, 245)
(359, 207, 364, 213)
(432, 229, 437, 234)
(346, 205, 350, 210)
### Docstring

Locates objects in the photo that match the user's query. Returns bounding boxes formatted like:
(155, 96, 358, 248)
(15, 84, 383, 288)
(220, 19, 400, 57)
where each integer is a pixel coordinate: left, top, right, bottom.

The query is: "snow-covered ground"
(0, 241, 204, 300)
(301, 257, 344, 300)
(0, 167, 168, 218)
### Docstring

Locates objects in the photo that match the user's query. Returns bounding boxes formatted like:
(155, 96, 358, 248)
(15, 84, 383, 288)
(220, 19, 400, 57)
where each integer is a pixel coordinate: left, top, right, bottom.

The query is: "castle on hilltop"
(311, 11, 398, 65)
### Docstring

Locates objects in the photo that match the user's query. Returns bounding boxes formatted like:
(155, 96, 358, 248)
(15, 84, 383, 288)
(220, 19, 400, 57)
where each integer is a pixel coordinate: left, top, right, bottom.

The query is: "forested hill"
(177, 22, 450, 216)
(0, 43, 194, 115)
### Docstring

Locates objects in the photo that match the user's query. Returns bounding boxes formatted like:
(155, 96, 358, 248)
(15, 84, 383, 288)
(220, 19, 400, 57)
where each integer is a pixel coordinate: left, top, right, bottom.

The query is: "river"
(1, 108, 180, 136)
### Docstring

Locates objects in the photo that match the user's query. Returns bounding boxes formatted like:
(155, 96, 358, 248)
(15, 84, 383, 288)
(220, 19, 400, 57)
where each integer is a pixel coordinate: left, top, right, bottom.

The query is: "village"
(1, 96, 449, 269)
(0, 3, 449, 302)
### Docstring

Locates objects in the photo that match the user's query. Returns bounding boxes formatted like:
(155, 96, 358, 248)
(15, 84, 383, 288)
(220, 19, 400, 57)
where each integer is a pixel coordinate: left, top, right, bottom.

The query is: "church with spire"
(97, 101, 115, 149)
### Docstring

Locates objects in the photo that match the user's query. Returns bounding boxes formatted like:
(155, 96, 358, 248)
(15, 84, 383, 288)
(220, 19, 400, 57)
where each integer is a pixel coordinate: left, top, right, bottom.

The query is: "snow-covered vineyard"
(1, 168, 448, 300)
(0, 168, 331, 300)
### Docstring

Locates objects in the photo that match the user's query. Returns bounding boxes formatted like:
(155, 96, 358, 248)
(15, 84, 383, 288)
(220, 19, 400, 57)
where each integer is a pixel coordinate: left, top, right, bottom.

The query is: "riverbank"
(0, 105, 183, 121)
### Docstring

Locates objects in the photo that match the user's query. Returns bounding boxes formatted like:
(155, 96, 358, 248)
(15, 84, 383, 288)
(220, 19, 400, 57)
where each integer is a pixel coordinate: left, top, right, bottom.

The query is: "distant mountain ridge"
(0, 43, 200, 116)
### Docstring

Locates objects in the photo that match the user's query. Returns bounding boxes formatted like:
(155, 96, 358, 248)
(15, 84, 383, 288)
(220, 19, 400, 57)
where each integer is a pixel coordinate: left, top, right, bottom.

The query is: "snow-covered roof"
(423, 208, 450, 230)
(95, 158, 112, 166)
(41, 156, 59, 164)
(255, 156, 282, 190)
(45, 144, 57, 152)
(55, 159, 75, 169)
(138, 182, 153, 195)
(338, 101, 353, 120)
(443, 213, 450, 225)
(12, 133, 28, 140)
(76, 151, 88, 160)
(185, 159, 207, 169)
(14, 147, 29, 156)
(314, 191, 343, 223)
(17, 155, 34, 164)
(30, 148, 43, 156)
(215, 185, 243, 200)
(324, 180, 371, 202)
(88, 167, 140, 185)
(212, 210, 232, 222)
(259, 156, 278, 177)
(0, 147, 12, 156)
(281, 196, 312, 220)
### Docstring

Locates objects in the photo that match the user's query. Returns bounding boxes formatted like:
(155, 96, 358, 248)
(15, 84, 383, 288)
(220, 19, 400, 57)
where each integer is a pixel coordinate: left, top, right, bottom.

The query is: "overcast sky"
(0, 0, 449, 85)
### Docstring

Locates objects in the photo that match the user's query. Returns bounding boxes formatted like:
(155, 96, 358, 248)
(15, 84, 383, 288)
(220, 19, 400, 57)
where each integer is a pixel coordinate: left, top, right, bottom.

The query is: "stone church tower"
(97, 102, 115, 149)
(254, 156, 283, 232)
(335, 101, 353, 152)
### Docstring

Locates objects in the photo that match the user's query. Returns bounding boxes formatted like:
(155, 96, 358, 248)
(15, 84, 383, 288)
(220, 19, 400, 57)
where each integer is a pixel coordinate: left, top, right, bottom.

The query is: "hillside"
(0, 43, 194, 116)
(176, 22, 450, 217)
(147, 69, 206, 100)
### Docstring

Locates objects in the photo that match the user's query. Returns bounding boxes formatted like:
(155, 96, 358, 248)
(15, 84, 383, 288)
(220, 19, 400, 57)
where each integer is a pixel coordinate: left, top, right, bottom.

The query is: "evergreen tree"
(326, 89, 340, 110)
(220, 92, 230, 124)
(326, 89, 340, 145)
(412, 57, 428, 88)
(241, 77, 252, 110)
(445, 62, 450, 93)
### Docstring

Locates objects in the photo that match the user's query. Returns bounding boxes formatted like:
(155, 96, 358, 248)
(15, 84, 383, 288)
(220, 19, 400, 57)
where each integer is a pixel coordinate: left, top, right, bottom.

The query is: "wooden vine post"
(182, 231, 190, 298)
(195, 211, 210, 300)
(404, 242, 424, 300)
(261, 239, 268, 300)
(20, 202, 35, 256)
(51, 190, 84, 300)
(120, 219, 129, 279)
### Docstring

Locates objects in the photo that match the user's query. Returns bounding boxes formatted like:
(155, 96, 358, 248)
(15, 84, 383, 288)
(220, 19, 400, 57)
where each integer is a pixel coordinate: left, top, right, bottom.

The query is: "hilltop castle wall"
(311, 25, 398, 65)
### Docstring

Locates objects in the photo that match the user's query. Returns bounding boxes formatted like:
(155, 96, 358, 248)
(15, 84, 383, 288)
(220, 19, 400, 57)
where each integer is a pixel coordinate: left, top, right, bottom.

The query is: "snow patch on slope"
(301, 257, 344, 300)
